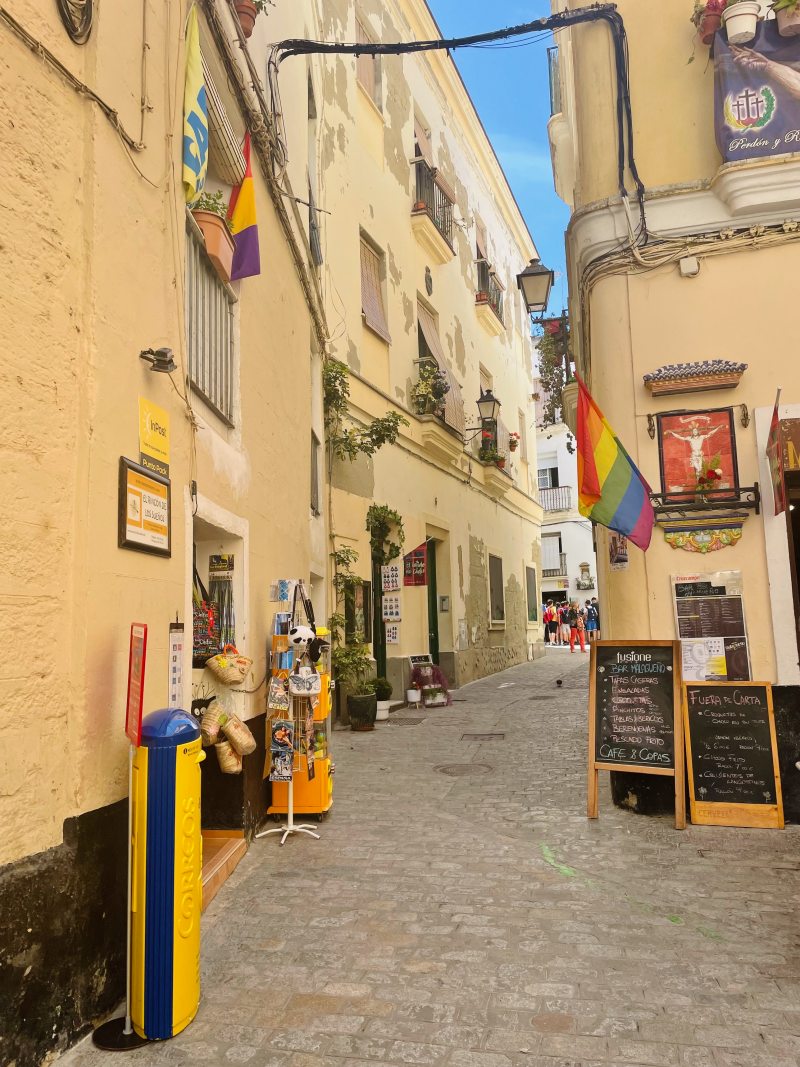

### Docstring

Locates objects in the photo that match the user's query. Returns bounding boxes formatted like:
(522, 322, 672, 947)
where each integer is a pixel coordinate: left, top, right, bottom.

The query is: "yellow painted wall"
(0, 1, 322, 865)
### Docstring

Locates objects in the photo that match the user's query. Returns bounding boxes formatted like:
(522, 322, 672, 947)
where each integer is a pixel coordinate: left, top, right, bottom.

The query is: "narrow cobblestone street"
(62, 652, 800, 1067)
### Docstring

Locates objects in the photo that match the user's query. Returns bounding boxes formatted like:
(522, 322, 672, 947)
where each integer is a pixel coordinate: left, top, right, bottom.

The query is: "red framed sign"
(403, 543, 427, 586)
(125, 623, 148, 746)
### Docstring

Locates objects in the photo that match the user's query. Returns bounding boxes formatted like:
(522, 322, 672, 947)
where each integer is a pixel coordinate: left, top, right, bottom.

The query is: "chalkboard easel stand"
(588, 640, 686, 830)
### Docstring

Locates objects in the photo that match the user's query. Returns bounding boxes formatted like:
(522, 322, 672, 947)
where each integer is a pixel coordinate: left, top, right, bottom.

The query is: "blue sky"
(426, 0, 570, 312)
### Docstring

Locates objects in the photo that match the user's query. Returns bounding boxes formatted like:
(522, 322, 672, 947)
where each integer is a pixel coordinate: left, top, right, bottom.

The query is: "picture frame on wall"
(118, 457, 171, 557)
(656, 408, 739, 504)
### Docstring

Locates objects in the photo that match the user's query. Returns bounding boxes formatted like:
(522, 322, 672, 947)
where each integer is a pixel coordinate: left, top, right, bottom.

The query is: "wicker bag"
(215, 740, 243, 774)
(205, 644, 253, 686)
(221, 713, 257, 756)
(200, 704, 225, 747)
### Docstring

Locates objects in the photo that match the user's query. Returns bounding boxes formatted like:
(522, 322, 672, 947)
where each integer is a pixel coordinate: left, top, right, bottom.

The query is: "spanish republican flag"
(182, 6, 208, 204)
(227, 134, 261, 280)
(577, 376, 654, 551)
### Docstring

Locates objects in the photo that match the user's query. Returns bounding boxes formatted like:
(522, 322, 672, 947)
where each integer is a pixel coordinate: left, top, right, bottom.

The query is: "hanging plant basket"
(722, 1, 760, 44)
(234, 0, 257, 37)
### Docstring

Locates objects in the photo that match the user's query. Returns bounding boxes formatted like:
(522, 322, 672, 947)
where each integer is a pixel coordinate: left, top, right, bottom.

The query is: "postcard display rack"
(257, 580, 333, 846)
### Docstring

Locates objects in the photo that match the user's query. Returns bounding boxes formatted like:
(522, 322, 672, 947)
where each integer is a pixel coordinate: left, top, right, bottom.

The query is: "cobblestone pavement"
(61, 651, 800, 1067)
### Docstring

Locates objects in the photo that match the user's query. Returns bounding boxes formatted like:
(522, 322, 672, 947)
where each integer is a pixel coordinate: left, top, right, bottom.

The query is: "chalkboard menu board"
(588, 641, 685, 828)
(683, 682, 784, 828)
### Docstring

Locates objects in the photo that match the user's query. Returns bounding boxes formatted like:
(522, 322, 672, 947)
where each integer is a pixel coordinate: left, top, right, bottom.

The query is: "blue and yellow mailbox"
(130, 709, 204, 1040)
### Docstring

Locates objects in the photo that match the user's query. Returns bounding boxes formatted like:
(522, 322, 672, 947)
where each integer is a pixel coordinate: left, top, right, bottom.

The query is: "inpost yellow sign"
(139, 397, 170, 474)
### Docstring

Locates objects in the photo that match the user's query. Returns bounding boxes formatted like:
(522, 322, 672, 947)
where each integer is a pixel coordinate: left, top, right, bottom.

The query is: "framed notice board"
(683, 682, 783, 828)
(588, 640, 685, 829)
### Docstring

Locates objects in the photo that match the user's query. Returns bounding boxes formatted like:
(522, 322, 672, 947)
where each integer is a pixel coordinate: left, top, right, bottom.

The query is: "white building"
(536, 420, 598, 608)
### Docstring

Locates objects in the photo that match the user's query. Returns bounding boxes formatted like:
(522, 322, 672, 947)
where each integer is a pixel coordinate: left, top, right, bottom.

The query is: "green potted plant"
(722, 0, 761, 44)
(367, 677, 393, 721)
(772, 0, 800, 36)
(411, 363, 450, 416)
(191, 189, 236, 284)
(691, 0, 726, 45)
(331, 642, 377, 730)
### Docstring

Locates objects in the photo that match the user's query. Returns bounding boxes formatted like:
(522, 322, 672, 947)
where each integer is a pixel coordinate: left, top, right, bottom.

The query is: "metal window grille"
(476, 259, 504, 325)
(538, 467, 553, 490)
(360, 237, 391, 342)
(412, 157, 454, 248)
(310, 431, 321, 515)
(186, 218, 237, 425)
(541, 486, 572, 512)
(356, 19, 381, 108)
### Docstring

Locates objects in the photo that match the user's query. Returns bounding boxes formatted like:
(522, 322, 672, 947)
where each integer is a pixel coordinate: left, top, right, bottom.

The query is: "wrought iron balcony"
(412, 157, 454, 249)
(540, 485, 572, 512)
(476, 260, 503, 325)
(543, 553, 568, 578)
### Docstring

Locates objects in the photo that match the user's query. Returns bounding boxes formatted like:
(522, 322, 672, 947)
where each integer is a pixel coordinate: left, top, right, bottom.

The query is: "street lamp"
(140, 347, 177, 373)
(477, 389, 501, 422)
(516, 258, 554, 317)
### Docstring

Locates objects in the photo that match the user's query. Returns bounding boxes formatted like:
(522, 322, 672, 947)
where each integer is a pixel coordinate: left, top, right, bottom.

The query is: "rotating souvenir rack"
(257, 580, 333, 846)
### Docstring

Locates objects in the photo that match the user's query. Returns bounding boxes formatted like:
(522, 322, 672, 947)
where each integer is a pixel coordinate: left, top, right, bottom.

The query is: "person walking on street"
(591, 596, 601, 640)
(558, 602, 571, 646)
(585, 599, 599, 643)
(568, 601, 587, 653)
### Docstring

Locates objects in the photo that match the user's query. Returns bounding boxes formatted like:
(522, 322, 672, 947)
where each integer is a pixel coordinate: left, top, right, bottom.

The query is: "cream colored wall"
(0, 0, 322, 865)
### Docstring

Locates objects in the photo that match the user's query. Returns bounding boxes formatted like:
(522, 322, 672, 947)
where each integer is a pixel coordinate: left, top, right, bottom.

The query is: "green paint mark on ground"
(540, 844, 577, 878)
(697, 924, 724, 941)
(667, 915, 683, 924)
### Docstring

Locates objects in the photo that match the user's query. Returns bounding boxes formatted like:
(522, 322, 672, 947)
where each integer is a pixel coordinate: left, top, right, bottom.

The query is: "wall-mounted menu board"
(683, 682, 783, 828)
(588, 641, 685, 829)
(672, 572, 751, 682)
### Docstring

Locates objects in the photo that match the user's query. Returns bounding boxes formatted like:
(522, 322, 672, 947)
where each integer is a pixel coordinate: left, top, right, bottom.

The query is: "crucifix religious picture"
(657, 408, 738, 503)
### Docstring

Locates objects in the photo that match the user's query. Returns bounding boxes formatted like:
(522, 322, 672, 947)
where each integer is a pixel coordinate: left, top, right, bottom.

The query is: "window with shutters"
(360, 236, 391, 343)
(415, 301, 465, 435)
(356, 19, 381, 110)
(488, 554, 505, 625)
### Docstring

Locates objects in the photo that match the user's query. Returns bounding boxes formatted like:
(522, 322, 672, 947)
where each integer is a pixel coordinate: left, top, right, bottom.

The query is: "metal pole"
(123, 744, 134, 1037)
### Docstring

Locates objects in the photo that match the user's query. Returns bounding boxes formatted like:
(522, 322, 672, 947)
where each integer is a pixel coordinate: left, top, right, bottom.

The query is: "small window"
(360, 236, 391, 343)
(537, 468, 551, 491)
(356, 19, 381, 109)
(479, 365, 492, 396)
(526, 566, 538, 623)
(310, 431, 321, 515)
(518, 411, 529, 462)
(488, 554, 505, 624)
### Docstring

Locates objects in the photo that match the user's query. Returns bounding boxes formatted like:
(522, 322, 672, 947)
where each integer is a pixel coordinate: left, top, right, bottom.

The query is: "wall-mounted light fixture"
(464, 389, 502, 441)
(647, 414, 656, 439)
(516, 258, 555, 319)
(739, 403, 750, 428)
(140, 347, 177, 373)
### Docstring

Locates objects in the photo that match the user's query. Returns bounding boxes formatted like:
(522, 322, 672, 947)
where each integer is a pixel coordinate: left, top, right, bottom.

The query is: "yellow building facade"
(256, 0, 546, 695)
(549, 0, 800, 686)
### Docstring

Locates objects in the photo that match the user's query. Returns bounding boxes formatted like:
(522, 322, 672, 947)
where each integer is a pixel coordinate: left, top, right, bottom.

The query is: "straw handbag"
(215, 740, 243, 774)
(205, 644, 253, 686)
(221, 713, 256, 756)
(201, 704, 225, 746)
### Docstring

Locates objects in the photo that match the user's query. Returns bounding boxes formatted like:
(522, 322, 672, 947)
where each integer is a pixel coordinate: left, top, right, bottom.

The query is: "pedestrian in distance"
(568, 601, 587, 653)
(591, 596, 601, 639)
(544, 600, 559, 646)
(584, 599, 599, 643)
(558, 602, 571, 646)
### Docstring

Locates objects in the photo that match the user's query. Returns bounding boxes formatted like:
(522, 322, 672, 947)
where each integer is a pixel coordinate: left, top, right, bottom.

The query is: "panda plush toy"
(288, 624, 315, 653)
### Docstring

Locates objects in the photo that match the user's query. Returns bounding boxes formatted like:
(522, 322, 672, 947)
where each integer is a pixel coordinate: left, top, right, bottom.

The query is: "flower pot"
(191, 210, 236, 284)
(722, 1, 760, 44)
(413, 200, 427, 212)
(509, 440, 519, 452)
(234, 0, 257, 37)
(776, 6, 800, 36)
(348, 693, 377, 731)
(496, 457, 506, 470)
(476, 291, 488, 302)
(406, 688, 421, 705)
(698, 11, 722, 44)
(376, 699, 391, 721)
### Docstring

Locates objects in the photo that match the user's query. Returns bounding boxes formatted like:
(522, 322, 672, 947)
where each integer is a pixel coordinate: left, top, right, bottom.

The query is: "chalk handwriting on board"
(594, 646, 675, 769)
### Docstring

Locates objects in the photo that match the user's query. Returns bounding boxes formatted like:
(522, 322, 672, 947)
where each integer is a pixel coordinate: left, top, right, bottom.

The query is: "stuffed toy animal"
(288, 624, 315, 651)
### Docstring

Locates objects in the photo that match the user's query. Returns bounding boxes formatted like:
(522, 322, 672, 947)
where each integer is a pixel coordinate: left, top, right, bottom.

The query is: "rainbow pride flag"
(577, 376, 654, 551)
(227, 133, 260, 280)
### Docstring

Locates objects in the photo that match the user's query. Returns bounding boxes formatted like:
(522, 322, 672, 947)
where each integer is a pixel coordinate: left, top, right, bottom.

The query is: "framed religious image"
(118, 457, 171, 556)
(657, 408, 739, 504)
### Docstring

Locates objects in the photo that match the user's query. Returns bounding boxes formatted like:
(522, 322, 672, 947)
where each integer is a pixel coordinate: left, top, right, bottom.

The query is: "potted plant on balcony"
(691, 0, 726, 45)
(772, 0, 800, 36)
(411, 363, 450, 415)
(478, 443, 499, 464)
(332, 642, 377, 731)
(722, 0, 761, 44)
(234, 0, 271, 38)
(191, 190, 236, 284)
(367, 676, 393, 721)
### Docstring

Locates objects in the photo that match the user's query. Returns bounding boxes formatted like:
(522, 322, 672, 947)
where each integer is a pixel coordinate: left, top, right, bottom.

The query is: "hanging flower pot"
(699, 10, 723, 43)
(722, 0, 761, 44)
(234, 0, 257, 37)
(774, 0, 800, 37)
(192, 209, 236, 284)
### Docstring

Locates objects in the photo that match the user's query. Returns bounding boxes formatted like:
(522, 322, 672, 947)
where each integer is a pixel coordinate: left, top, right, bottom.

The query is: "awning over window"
(414, 115, 433, 166)
(417, 303, 464, 435)
(417, 302, 446, 364)
(361, 239, 391, 342)
(202, 58, 246, 186)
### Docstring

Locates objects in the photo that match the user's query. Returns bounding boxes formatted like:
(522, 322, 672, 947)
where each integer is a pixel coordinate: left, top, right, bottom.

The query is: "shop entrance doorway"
(426, 537, 440, 665)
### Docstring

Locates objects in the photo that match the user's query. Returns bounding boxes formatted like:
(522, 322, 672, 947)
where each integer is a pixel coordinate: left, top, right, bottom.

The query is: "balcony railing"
(476, 260, 503, 325)
(543, 553, 568, 578)
(540, 485, 572, 512)
(412, 157, 454, 248)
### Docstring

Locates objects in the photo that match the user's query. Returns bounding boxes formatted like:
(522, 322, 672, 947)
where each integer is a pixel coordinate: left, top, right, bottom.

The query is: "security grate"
(388, 716, 426, 726)
(436, 763, 492, 777)
(461, 733, 505, 741)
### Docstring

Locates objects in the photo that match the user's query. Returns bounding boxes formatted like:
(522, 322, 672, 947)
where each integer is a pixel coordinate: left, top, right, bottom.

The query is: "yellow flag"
(182, 6, 208, 204)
